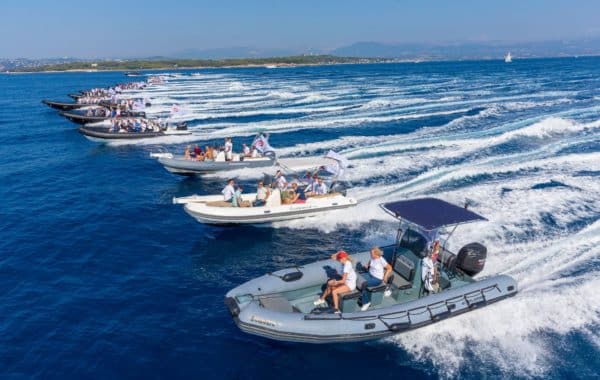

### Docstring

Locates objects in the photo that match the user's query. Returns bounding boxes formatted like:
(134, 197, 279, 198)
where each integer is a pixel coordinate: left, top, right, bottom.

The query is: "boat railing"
(303, 283, 500, 325)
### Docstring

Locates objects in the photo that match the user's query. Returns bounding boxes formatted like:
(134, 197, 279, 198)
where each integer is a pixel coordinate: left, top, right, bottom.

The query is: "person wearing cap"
(360, 247, 393, 311)
(313, 250, 357, 313)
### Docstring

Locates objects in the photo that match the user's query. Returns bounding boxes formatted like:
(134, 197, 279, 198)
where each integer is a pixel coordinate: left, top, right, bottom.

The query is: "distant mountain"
(331, 39, 600, 60)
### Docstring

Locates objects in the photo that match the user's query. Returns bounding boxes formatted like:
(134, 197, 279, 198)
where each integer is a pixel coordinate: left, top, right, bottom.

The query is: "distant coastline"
(5, 55, 396, 73)
(4, 53, 600, 74)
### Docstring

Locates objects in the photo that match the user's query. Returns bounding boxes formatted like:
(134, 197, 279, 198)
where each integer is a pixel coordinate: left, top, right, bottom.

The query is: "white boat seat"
(259, 295, 295, 313)
(266, 189, 281, 207)
(390, 255, 415, 290)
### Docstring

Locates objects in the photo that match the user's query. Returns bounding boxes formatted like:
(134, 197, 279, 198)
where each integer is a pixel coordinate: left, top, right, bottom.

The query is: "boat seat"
(356, 272, 387, 307)
(266, 189, 281, 207)
(337, 290, 360, 313)
(390, 255, 415, 290)
(259, 295, 295, 313)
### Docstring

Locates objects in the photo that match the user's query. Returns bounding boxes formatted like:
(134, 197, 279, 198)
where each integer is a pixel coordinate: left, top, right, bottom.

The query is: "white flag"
(324, 150, 349, 177)
(252, 134, 274, 153)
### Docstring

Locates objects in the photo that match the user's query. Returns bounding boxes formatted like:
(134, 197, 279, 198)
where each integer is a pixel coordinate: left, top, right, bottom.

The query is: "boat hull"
(158, 156, 275, 175)
(79, 126, 172, 141)
(60, 111, 147, 125)
(177, 193, 357, 224)
(42, 100, 90, 110)
(225, 250, 518, 343)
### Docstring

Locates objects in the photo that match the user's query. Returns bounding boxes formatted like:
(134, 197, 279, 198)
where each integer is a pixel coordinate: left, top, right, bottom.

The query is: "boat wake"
(127, 67, 599, 377)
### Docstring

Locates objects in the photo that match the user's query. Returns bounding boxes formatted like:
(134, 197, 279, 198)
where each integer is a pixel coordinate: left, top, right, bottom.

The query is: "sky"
(1, 0, 600, 58)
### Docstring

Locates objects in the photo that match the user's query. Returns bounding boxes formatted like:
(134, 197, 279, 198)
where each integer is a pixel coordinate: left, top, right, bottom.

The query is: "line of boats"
(42, 78, 190, 141)
(44, 75, 518, 344)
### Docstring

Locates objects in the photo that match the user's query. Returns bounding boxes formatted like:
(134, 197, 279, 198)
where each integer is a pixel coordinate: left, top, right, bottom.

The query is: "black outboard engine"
(329, 181, 349, 196)
(456, 242, 487, 276)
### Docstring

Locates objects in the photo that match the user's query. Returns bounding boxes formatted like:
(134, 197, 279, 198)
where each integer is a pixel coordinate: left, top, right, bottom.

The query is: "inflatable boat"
(59, 110, 146, 125)
(155, 152, 277, 175)
(224, 198, 518, 343)
(174, 188, 357, 224)
(42, 100, 91, 111)
(79, 123, 190, 142)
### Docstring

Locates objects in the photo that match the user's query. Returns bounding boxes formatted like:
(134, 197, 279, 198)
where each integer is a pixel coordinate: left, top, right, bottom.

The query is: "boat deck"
(282, 247, 475, 314)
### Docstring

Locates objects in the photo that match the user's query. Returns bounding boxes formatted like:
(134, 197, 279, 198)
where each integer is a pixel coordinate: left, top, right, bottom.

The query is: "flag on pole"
(324, 150, 349, 178)
(252, 133, 274, 153)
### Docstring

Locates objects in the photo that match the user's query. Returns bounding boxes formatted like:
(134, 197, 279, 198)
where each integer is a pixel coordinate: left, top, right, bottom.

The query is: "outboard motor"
(456, 242, 487, 276)
(329, 181, 349, 196)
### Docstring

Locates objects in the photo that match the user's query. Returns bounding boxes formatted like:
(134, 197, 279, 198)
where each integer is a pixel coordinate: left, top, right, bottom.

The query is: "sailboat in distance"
(504, 52, 513, 63)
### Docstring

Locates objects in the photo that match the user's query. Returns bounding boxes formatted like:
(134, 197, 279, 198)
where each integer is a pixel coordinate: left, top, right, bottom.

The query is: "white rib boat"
(173, 189, 357, 225)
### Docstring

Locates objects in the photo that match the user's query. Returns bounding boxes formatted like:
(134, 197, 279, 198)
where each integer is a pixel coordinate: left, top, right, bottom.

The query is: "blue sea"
(1, 58, 599, 379)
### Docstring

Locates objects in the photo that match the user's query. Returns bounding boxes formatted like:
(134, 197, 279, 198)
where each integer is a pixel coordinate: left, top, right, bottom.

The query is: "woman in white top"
(313, 250, 357, 313)
(360, 247, 392, 310)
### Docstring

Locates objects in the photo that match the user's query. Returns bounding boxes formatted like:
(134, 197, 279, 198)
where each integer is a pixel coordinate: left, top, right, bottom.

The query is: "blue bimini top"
(380, 197, 487, 231)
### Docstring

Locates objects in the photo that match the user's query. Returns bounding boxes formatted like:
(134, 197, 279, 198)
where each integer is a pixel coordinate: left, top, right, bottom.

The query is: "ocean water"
(1, 58, 599, 379)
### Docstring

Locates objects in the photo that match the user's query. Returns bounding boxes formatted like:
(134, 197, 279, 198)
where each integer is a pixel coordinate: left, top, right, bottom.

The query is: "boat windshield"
(398, 227, 429, 258)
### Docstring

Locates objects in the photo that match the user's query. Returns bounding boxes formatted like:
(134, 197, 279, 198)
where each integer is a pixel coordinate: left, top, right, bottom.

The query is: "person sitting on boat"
(251, 146, 259, 158)
(253, 180, 270, 207)
(222, 179, 235, 203)
(422, 244, 440, 294)
(307, 177, 328, 196)
(360, 247, 393, 311)
(194, 145, 204, 161)
(313, 250, 357, 313)
(184, 146, 192, 160)
(290, 182, 307, 204)
(204, 145, 214, 160)
(231, 185, 250, 207)
(224, 137, 233, 161)
(273, 170, 288, 190)
(242, 143, 251, 157)
(304, 173, 319, 195)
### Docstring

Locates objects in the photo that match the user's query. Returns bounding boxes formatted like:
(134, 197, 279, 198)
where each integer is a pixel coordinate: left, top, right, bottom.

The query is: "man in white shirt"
(360, 247, 393, 310)
(222, 179, 235, 202)
(224, 138, 233, 161)
(273, 170, 287, 190)
(314, 178, 328, 195)
(422, 250, 440, 294)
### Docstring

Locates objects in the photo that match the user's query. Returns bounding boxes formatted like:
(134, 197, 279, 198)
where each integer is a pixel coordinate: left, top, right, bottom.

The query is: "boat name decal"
(251, 315, 278, 327)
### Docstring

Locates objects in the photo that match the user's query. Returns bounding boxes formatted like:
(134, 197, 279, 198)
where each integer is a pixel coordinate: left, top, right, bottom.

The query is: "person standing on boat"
(313, 251, 357, 313)
(184, 145, 191, 160)
(224, 138, 233, 161)
(422, 244, 440, 294)
(273, 170, 288, 190)
(222, 179, 235, 203)
(360, 247, 392, 311)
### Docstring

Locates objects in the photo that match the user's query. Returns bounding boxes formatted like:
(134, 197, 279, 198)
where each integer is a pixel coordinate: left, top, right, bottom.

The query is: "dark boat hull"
(79, 126, 163, 141)
(59, 111, 146, 124)
(42, 100, 90, 110)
